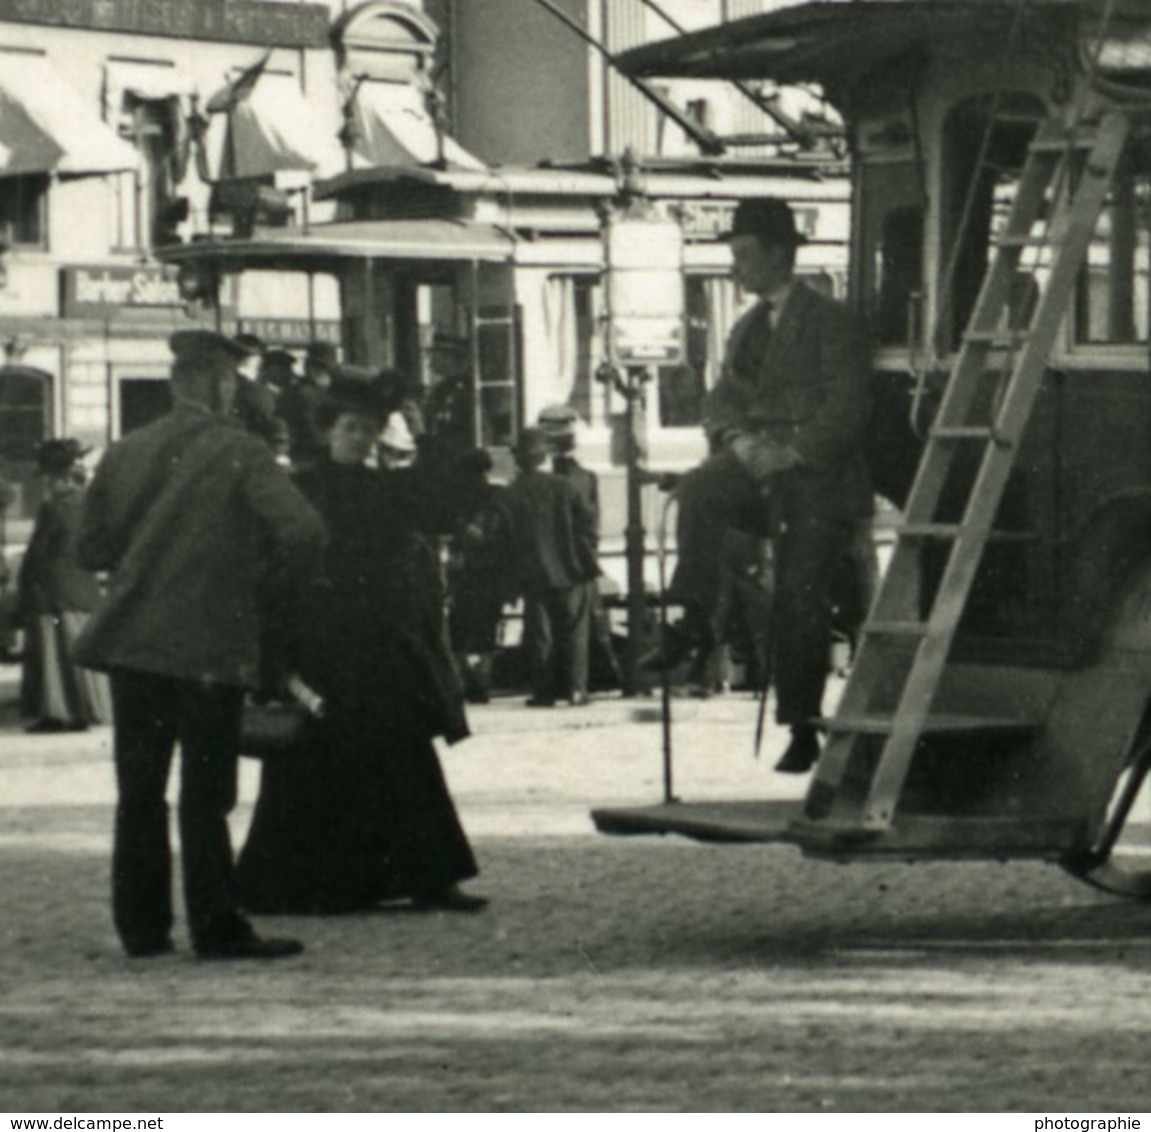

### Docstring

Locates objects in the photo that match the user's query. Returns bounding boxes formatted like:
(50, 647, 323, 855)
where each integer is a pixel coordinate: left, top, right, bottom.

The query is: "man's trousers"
(110, 668, 250, 952)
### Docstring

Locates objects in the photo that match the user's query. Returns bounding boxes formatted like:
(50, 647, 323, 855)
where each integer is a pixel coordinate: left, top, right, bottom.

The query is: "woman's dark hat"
(726, 198, 807, 246)
(321, 365, 395, 422)
(36, 438, 90, 476)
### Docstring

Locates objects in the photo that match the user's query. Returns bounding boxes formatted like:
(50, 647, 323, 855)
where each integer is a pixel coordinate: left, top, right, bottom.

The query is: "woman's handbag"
(239, 701, 312, 760)
(239, 674, 324, 760)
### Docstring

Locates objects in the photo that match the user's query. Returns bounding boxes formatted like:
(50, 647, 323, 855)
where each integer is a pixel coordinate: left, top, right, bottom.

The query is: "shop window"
(475, 310, 520, 448)
(0, 365, 51, 523)
(0, 175, 47, 247)
(1074, 168, 1151, 346)
(571, 277, 604, 424)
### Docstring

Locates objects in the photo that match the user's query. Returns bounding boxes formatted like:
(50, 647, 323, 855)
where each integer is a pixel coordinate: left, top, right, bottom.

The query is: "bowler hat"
(513, 427, 551, 466)
(36, 438, 90, 476)
(169, 329, 250, 365)
(726, 198, 807, 246)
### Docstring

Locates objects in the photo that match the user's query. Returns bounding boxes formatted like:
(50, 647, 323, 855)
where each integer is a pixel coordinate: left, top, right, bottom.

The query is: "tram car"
(593, 0, 1151, 897)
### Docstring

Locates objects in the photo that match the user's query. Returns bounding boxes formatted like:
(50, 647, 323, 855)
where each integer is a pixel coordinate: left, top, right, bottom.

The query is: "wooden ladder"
(805, 109, 1131, 832)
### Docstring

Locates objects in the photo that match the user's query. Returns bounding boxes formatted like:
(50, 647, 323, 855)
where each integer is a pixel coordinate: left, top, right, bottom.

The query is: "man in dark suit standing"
(705, 198, 872, 772)
(74, 330, 326, 960)
(538, 404, 621, 696)
(498, 427, 599, 707)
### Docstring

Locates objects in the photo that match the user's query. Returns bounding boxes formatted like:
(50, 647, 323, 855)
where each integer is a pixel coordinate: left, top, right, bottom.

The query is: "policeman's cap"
(168, 329, 250, 366)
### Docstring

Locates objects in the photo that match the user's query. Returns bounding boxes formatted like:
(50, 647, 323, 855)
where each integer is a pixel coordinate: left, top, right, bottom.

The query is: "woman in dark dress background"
(237, 373, 484, 914)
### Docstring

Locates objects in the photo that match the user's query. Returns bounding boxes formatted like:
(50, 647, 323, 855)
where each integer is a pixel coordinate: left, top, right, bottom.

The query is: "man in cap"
(277, 342, 339, 468)
(74, 329, 326, 960)
(496, 427, 599, 707)
(705, 197, 872, 773)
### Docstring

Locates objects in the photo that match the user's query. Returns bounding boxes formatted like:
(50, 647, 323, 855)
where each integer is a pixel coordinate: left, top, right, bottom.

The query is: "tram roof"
(159, 219, 515, 272)
(617, 0, 1149, 91)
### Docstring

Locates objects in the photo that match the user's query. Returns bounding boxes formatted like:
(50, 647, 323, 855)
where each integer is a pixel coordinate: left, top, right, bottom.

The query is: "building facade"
(0, 0, 848, 567)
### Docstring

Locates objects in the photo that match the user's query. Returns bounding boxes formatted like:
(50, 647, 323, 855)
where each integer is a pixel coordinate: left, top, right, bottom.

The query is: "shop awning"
(0, 55, 138, 177)
(158, 218, 514, 271)
(209, 63, 345, 181)
(347, 80, 484, 172)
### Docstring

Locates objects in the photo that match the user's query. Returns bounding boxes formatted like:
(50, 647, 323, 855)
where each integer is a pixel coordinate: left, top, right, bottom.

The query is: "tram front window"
(940, 93, 1046, 350)
(1074, 168, 1151, 346)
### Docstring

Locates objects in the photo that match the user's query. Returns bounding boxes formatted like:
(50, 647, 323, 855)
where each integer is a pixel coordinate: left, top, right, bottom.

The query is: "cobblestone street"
(3, 682, 1151, 1112)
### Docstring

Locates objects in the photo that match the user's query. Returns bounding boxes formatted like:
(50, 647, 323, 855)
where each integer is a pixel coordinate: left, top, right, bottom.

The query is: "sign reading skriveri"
(605, 217, 685, 366)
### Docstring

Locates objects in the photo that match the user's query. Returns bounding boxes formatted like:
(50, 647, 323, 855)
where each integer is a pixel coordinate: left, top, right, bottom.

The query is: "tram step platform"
(591, 800, 798, 843)
(591, 800, 1084, 861)
(819, 712, 1040, 737)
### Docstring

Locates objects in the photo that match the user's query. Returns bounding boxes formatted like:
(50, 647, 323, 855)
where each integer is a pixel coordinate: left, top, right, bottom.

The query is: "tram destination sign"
(0, 0, 329, 47)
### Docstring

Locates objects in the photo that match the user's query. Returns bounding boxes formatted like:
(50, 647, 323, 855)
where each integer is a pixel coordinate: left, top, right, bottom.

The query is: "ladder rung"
(898, 522, 962, 539)
(897, 523, 1034, 543)
(821, 713, 1040, 737)
(997, 233, 1055, 249)
(963, 330, 1030, 347)
(1028, 131, 1097, 154)
(863, 620, 929, 637)
(929, 426, 1003, 443)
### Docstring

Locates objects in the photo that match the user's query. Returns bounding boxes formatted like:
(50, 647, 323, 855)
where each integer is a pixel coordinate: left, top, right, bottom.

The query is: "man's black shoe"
(124, 937, 175, 959)
(774, 727, 821, 774)
(525, 696, 556, 708)
(196, 935, 304, 960)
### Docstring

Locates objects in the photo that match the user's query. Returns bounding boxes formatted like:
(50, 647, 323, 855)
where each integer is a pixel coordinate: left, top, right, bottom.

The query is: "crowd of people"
(0, 196, 876, 958)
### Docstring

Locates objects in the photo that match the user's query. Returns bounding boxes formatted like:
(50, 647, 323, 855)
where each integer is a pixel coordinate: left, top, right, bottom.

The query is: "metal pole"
(622, 365, 647, 696)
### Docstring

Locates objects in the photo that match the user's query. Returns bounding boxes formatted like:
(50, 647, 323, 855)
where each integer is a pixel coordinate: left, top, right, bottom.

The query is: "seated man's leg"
(773, 513, 850, 770)
(110, 669, 179, 955)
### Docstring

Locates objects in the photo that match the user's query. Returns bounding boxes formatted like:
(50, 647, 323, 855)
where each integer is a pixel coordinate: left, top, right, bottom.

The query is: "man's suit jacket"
(73, 403, 325, 687)
(705, 281, 873, 521)
(497, 468, 599, 597)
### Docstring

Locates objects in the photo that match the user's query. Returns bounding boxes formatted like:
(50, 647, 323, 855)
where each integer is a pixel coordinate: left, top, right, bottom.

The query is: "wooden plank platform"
(591, 800, 800, 843)
(592, 800, 1085, 861)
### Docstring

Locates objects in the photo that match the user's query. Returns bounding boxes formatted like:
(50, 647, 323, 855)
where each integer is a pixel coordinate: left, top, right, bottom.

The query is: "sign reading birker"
(0, 0, 329, 47)
(62, 264, 184, 320)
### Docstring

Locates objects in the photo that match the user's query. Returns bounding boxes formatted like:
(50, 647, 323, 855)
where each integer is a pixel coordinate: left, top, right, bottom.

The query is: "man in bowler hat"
(704, 198, 872, 772)
(74, 329, 326, 960)
(497, 427, 599, 707)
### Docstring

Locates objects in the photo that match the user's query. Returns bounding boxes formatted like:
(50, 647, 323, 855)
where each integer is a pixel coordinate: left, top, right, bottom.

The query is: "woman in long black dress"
(237, 375, 484, 914)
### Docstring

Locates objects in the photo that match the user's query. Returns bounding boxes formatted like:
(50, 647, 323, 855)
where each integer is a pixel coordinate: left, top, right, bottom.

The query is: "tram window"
(857, 161, 923, 346)
(940, 93, 1045, 349)
(1074, 172, 1150, 346)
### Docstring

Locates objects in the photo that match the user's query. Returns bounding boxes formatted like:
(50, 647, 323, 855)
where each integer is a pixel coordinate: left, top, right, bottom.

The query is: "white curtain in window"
(540, 274, 578, 411)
